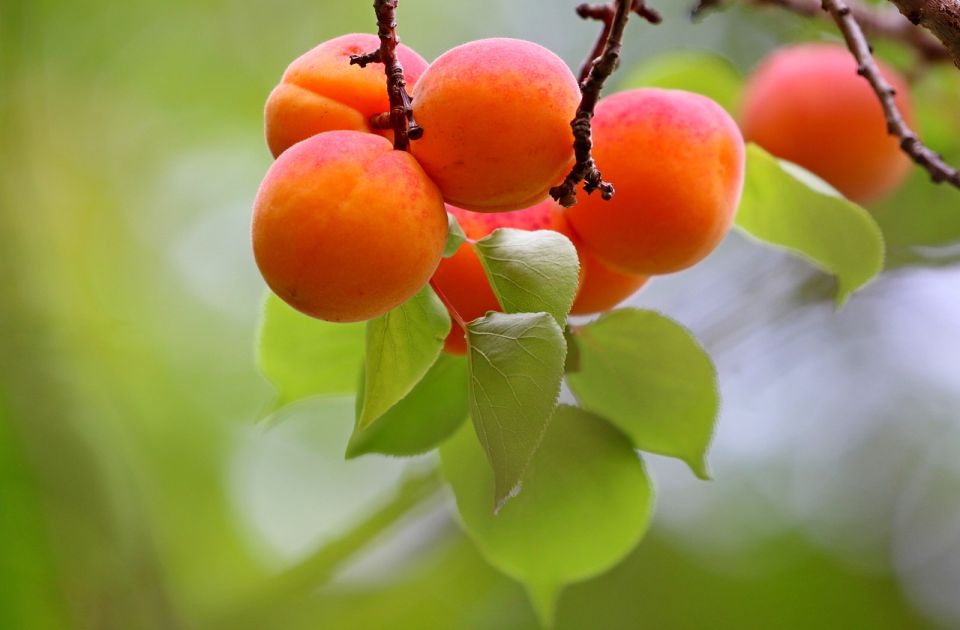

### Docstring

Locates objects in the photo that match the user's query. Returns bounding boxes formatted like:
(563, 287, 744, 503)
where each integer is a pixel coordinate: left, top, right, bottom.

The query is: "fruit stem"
(551, 1, 661, 208)
(350, 0, 422, 151)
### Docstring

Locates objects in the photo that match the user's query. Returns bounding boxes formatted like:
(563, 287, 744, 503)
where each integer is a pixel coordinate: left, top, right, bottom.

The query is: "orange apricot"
(435, 204, 575, 354)
(410, 38, 581, 212)
(570, 244, 649, 316)
(741, 43, 912, 204)
(252, 131, 447, 322)
(566, 88, 745, 276)
(265, 34, 428, 158)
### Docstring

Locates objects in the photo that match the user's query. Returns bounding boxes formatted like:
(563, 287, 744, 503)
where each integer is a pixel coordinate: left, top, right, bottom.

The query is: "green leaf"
(347, 353, 469, 458)
(620, 51, 744, 114)
(466, 311, 566, 510)
(444, 211, 467, 257)
(356, 285, 450, 432)
(440, 405, 653, 626)
(473, 228, 579, 326)
(737, 144, 885, 306)
(566, 309, 718, 479)
(256, 292, 365, 409)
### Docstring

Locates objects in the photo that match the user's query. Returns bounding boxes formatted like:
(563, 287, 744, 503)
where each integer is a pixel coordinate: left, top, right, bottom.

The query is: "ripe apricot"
(741, 43, 912, 204)
(410, 38, 580, 212)
(570, 244, 649, 316)
(265, 34, 428, 158)
(252, 131, 447, 322)
(566, 88, 745, 276)
(435, 204, 575, 354)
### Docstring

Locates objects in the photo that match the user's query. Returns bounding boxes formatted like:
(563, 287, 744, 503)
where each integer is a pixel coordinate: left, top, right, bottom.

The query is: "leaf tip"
(493, 480, 523, 515)
(687, 455, 712, 481)
(527, 580, 561, 629)
(344, 433, 366, 460)
(834, 289, 852, 310)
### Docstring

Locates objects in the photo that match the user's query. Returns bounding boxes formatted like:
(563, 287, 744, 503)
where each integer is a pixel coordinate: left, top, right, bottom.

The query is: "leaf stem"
(430, 278, 468, 331)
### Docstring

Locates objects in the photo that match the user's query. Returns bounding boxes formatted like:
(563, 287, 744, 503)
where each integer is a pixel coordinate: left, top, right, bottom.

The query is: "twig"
(349, 0, 422, 150)
(692, 0, 950, 63)
(575, 1, 663, 83)
(822, 0, 960, 187)
(551, 1, 661, 208)
(885, 0, 960, 68)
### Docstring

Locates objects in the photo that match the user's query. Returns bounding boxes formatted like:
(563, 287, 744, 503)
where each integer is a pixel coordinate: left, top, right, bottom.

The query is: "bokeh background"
(3, 0, 960, 628)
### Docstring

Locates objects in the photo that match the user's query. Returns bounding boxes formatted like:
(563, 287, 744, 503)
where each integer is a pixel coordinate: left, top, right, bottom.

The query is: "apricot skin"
(570, 244, 649, 316)
(265, 34, 428, 158)
(252, 131, 447, 323)
(410, 38, 581, 212)
(566, 88, 745, 276)
(741, 44, 912, 204)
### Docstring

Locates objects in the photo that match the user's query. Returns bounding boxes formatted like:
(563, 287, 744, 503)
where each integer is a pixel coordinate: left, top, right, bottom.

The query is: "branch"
(822, 0, 960, 188)
(551, 1, 662, 208)
(576, 1, 663, 83)
(350, 0, 422, 151)
(886, 0, 960, 68)
(693, 0, 950, 63)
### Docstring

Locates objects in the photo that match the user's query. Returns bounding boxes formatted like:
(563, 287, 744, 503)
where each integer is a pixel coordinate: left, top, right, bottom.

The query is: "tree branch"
(551, 1, 661, 208)
(350, 0, 422, 151)
(693, 0, 950, 63)
(575, 1, 663, 83)
(821, 0, 960, 188)
(885, 0, 960, 68)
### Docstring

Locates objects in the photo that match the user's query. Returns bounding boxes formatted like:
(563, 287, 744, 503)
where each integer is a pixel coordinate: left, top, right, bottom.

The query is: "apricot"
(252, 131, 447, 322)
(566, 88, 745, 276)
(265, 34, 428, 158)
(741, 43, 912, 204)
(435, 204, 575, 354)
(570, 244, 649, 316)
(410, 38, 581, 212)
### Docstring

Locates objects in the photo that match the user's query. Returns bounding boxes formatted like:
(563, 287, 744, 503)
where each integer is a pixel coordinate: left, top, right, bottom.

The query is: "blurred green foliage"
(1, 0, 957, 628)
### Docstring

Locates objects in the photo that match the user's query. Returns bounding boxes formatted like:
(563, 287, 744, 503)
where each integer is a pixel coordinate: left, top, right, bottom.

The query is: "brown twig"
(349, 0, 422, 151)
(821, 0, 960, 187)
(575, 1, 663, 82)
(885, 0, 960, 68)
(692, 0, 950, 63)
(551, 1, 661, 208)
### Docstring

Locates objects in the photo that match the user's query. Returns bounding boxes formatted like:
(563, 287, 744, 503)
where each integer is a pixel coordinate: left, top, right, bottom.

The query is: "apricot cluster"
(251, 34, 746, 332)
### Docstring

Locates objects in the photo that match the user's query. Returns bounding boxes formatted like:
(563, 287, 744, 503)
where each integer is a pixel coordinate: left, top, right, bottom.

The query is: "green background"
(2, 0, 959, 628)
